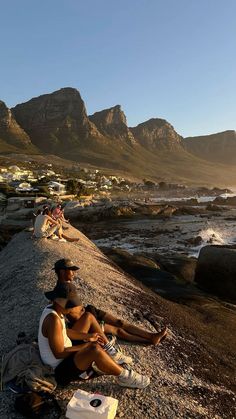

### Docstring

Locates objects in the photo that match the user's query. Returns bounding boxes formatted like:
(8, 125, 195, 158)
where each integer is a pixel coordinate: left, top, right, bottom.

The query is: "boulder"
(187, 236, 203, 247)
(213, 196, 236, 206)
(195, 245, 236, 302)
(0, 228, 236, 418)
(175, 206, 202, 216)
(153, 253, 197, 283)
(206, 203, 223, 211)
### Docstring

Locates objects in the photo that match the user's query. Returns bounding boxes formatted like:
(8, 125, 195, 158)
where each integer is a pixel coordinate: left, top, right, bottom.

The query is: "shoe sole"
(117, 380, 150, 389)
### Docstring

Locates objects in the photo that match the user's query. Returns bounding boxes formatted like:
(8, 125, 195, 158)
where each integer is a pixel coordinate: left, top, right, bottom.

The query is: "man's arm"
(60, 210, 69, 223)
(67, 328, 105, 344)
(45, 314, 105, 358)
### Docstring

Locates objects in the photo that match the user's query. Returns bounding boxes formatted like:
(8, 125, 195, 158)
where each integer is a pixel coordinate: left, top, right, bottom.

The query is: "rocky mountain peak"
(89, 105, 136, 145)
(130, 118, 183, 151)
(12, 88, 102, 153)
(0, 100, 32, 148)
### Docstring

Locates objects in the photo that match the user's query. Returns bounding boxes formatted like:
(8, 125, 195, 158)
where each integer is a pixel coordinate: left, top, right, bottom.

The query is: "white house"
(48, 181, 66, 195)
(15, 182, 34, 193)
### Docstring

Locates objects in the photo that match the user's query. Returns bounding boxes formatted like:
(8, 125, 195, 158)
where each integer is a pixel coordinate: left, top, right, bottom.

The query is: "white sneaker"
(50, 234, 59, 240)
(59, 238, 67, 242)
(92, 362, 106, 376)
(117, 369, 150, 389)
(111, 350, 133, 365)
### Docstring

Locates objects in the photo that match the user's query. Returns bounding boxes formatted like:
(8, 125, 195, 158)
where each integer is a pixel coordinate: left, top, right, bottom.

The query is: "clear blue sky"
(0, 0, 235, 137)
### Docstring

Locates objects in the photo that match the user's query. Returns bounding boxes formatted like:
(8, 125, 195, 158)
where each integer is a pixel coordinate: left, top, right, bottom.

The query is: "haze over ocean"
(0, 0, 235, 137)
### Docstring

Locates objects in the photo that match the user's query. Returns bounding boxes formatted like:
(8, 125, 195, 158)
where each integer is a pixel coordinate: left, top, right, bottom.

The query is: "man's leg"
(73, 342, 122, 375)
(61, 232, 79, 242)
(103, 312, 167, 345)
(104, 324, 151, 343)
(55, 343, 150, 389)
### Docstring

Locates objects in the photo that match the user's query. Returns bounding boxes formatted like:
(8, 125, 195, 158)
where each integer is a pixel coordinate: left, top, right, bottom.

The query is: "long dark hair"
(43, 207, 50, 215)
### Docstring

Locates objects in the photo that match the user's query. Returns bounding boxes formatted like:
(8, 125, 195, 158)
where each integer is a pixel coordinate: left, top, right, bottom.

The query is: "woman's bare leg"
(57, 224, 63, 239)
(71, 312, 109, 344)
(73, 342, 122, 375)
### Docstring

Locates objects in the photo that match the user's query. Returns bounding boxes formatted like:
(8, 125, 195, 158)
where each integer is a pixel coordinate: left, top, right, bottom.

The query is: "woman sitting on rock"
(39, 281, 150, 388)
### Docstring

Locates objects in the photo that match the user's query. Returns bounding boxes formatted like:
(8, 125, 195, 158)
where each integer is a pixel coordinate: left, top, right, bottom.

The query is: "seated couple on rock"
(53, 258, 167, 346)
(34, 208, 78, 243)
(39, 281, 150, 388)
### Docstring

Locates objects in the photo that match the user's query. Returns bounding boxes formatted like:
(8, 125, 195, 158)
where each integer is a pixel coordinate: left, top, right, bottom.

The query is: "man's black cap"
(53, 258, 79, 271)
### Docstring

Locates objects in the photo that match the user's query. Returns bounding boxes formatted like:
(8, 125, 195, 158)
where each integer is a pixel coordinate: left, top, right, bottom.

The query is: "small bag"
(14, 391, 61, 418)
(66, 388, 118, 419)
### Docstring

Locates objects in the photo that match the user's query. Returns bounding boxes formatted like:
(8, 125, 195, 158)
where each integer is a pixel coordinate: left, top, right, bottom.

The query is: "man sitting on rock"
(39, 281, 150, 388)
(51, 258, 167, 345)
(52, 204, 69, 224)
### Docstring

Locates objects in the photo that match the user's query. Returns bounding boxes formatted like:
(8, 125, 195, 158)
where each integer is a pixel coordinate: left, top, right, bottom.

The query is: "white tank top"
(34, 214, 49, 238)
(38, 305, 72, 369)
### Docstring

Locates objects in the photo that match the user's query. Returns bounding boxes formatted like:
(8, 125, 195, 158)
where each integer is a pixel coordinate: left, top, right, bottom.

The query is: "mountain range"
(0, 87, 236, 186)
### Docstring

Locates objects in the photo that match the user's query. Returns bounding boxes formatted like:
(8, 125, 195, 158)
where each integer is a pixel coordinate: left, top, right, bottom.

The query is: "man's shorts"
(54, 353, 96, 386)
(85, 305, 106, 321)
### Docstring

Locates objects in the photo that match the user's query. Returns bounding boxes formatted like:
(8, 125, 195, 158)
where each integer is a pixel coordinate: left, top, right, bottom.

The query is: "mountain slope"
(0, 100, 37, 153)
(183, 130, 236, 165)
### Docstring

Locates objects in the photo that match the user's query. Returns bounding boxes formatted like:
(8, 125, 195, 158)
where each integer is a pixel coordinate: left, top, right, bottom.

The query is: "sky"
(0, 0, 235, 137)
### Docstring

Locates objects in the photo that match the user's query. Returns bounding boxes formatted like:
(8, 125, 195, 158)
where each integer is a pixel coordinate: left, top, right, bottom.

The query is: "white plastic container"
(66, 389, 118, 419)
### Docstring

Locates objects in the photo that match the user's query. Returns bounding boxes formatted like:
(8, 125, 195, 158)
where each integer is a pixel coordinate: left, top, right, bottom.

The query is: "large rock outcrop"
(0, 100, 34, 151)
(12, 88, 103, 154)
(130, 118, 183, 152)
(183, 130, 236, 165)
(0, 227, 235, 418)
(89, 105, 136, 145)
(195, 245, 236, 302)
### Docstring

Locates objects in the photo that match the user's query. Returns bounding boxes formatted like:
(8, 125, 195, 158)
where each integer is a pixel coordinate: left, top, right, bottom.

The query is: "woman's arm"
(46, 215, 59, 226)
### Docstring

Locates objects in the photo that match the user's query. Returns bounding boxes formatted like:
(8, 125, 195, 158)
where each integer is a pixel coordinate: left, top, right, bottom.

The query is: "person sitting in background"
(52, 204, 69, 223)
(39, 281, 150, 388)
(34, 208, 64, 241)
(52, 259, 167, 345)
(34, 209, 78, 243)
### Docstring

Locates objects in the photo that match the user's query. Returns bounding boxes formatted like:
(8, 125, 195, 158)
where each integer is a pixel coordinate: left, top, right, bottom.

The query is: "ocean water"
(89, 210, 236, 258)
(152, 191, 236, 203)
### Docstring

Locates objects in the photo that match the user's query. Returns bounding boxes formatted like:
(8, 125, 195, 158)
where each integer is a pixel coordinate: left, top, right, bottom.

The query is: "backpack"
(1, 342, 57, 393)
(1, 340, 61, 418)
(14, 391, 62, 418)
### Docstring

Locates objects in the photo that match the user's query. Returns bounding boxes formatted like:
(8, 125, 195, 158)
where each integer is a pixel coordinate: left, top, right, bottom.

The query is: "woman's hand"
(85, 333, 106, 345)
